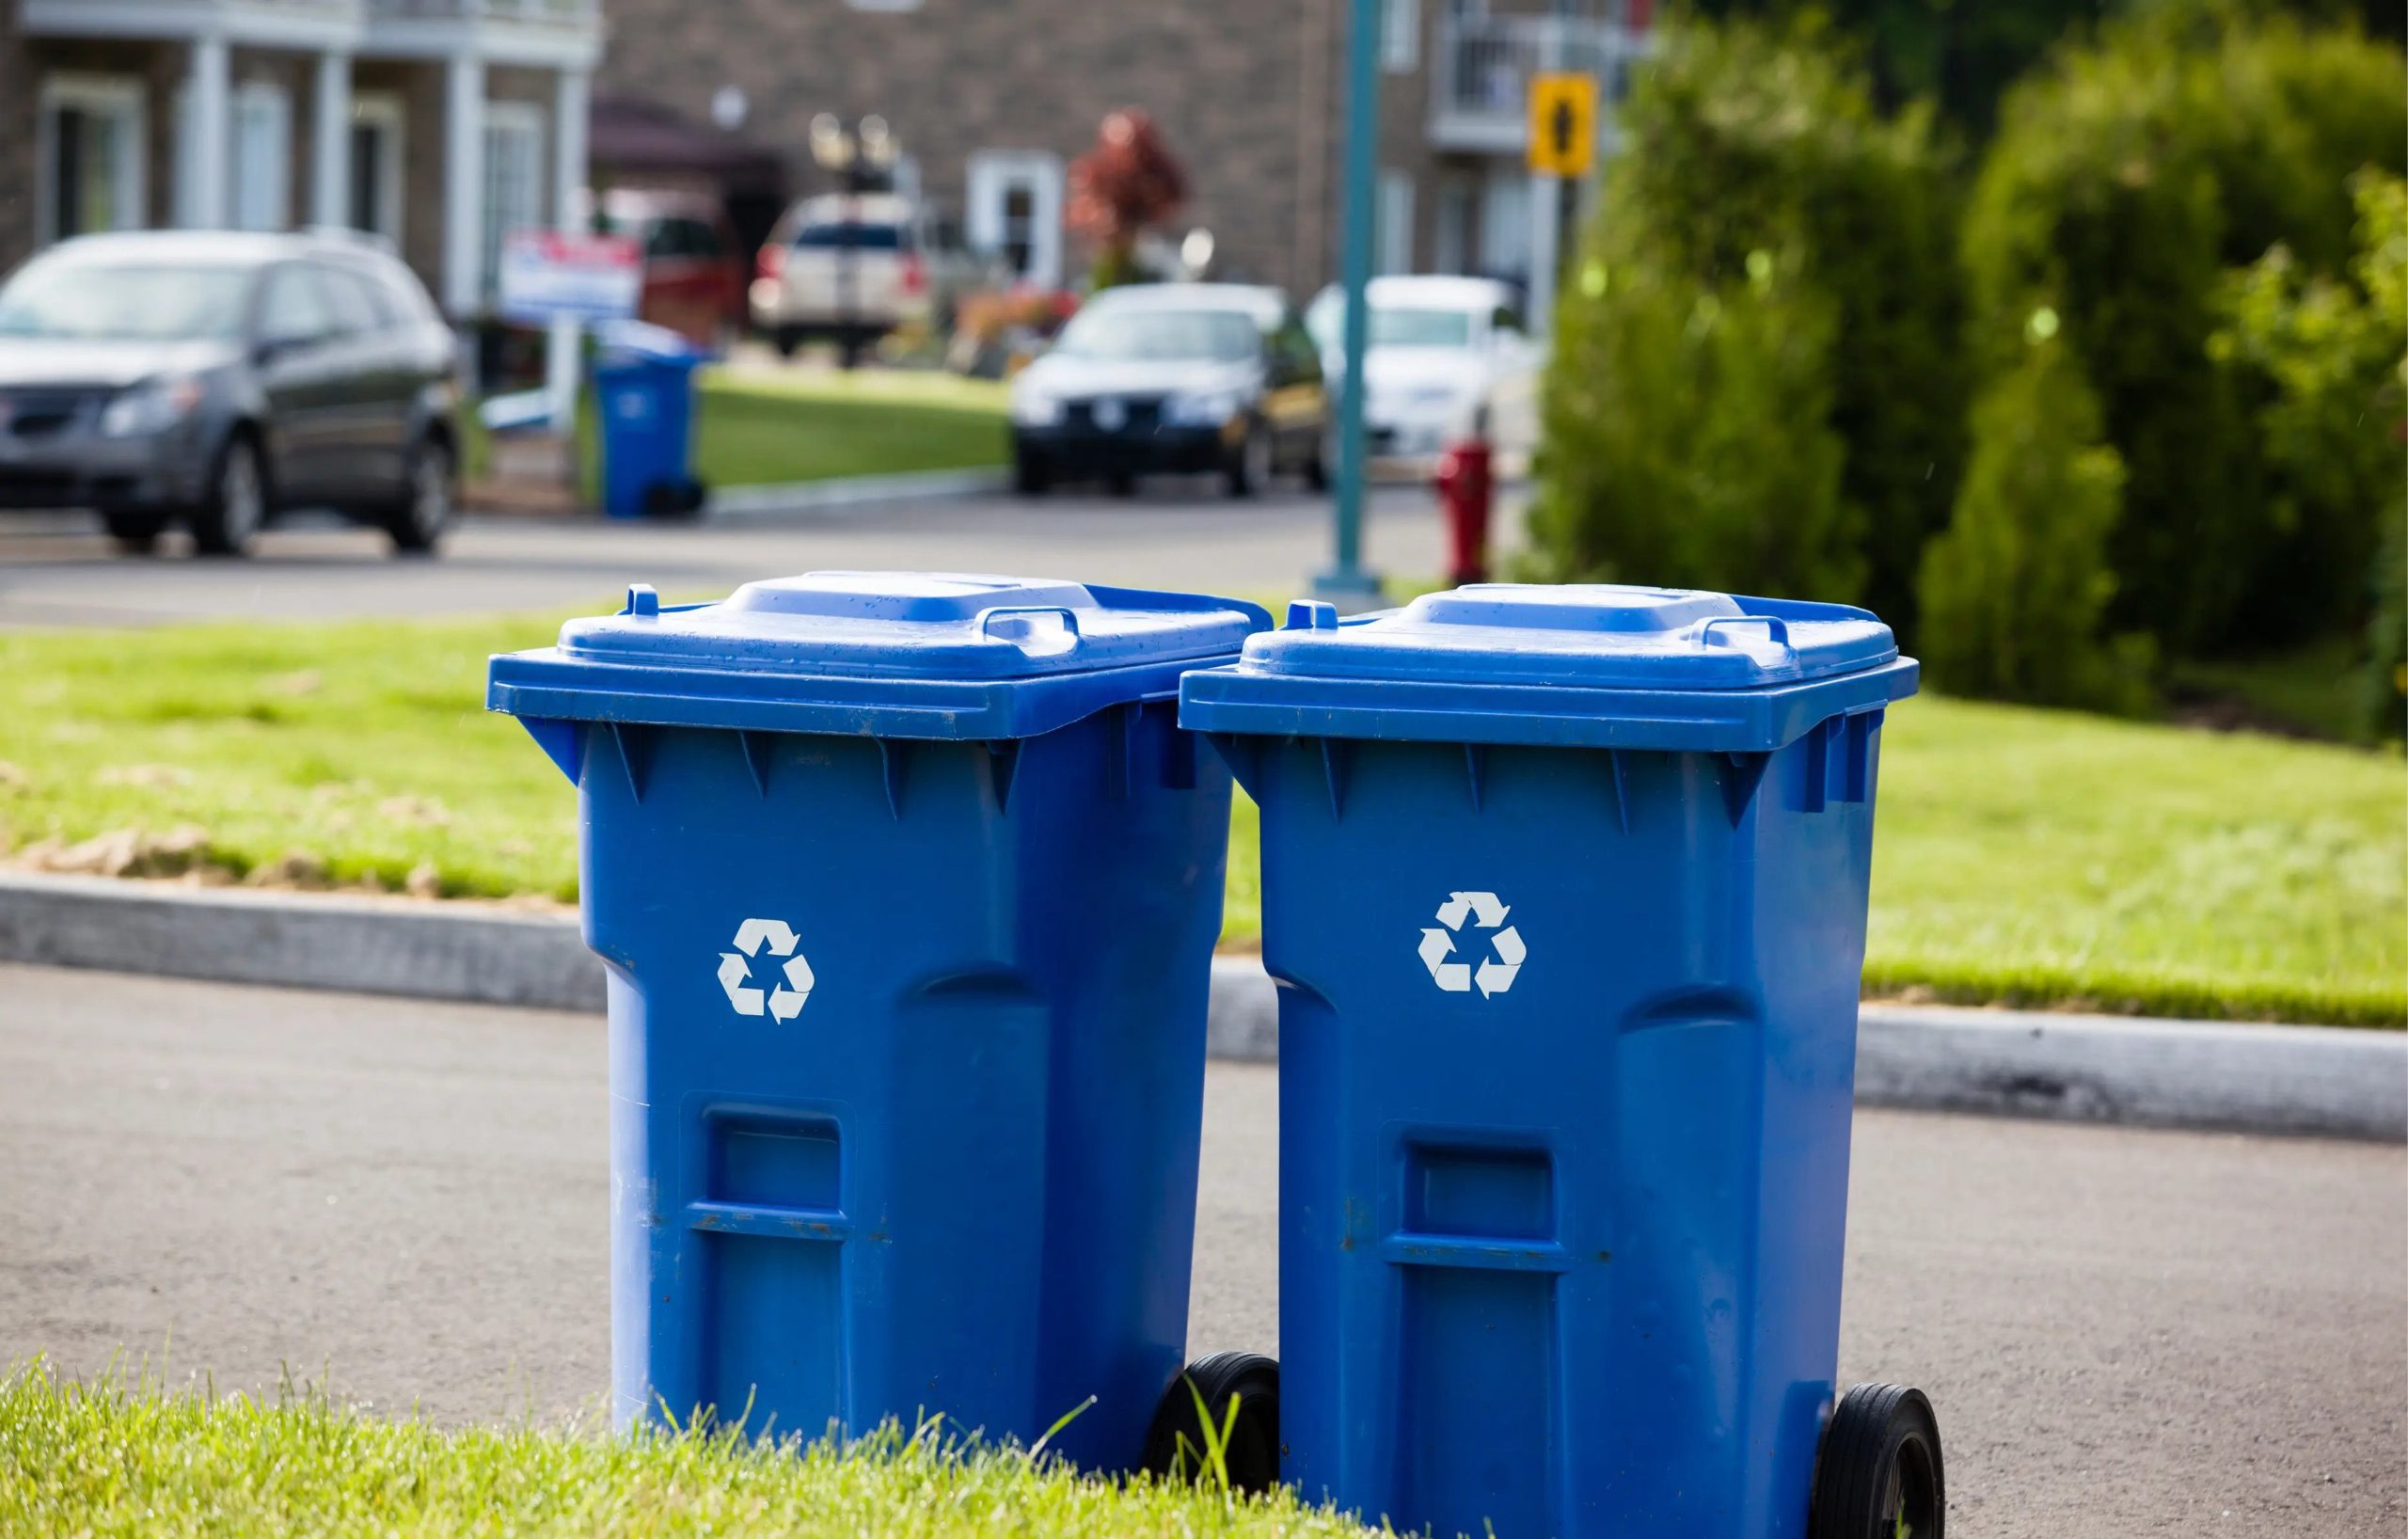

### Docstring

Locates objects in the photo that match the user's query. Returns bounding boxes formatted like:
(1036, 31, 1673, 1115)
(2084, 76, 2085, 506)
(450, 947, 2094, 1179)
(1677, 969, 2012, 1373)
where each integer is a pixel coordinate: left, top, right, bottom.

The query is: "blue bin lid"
(488, 571, 1272, 741)
(1178, 584, 1918, 753)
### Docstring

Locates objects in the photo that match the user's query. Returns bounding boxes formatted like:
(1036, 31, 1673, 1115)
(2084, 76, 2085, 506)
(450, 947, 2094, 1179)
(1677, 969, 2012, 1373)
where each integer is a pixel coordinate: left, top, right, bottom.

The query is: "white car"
(1306, 275, 1542, 466)
(749, 192, 990, 361)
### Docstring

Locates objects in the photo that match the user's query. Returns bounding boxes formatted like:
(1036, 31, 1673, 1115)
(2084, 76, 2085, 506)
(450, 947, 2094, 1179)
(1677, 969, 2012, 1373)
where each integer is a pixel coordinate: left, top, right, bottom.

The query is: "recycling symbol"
(1418, 891, 1526, 998)
(719, 917, 815, 1022)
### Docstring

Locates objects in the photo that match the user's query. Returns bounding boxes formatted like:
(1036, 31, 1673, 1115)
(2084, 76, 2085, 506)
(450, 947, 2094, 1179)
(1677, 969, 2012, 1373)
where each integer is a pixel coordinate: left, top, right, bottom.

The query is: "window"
(36, 76, 147, 246)
(1479, 170, 1530, 279)
(481, 103, 546, 300)
(1382, 0, 1422, 71)
(350, 94, 405, 244)
(967, 151, 1064, 288)
(230, 82, 292, 232)
(315, 262, 388, 335)
(256, 264, 340, 349)
(1376, 169, 1415, 276)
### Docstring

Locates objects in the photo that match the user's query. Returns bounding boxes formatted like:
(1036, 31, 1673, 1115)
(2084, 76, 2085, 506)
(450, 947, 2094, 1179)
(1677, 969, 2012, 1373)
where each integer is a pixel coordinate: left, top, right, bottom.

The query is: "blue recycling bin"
(487, 572, 1270, 1469)
(1179, 584, 1929, 1539)
(594, 337, 701, 519)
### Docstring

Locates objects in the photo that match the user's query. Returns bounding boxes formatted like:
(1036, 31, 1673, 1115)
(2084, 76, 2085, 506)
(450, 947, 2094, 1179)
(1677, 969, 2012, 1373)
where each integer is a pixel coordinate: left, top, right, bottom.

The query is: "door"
(966, 151, 1064, 288)
(311, 261, 412, 500)
(249, 262, 349, 505)
(1263, 317, 1329, 465)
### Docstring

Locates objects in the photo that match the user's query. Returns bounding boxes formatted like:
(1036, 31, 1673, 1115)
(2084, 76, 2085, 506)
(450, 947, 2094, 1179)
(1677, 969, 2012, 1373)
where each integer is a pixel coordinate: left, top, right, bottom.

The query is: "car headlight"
(100, 376, 204, 438)
(1165, 389, 1244, 427)
(1010, 387, 1063, 427)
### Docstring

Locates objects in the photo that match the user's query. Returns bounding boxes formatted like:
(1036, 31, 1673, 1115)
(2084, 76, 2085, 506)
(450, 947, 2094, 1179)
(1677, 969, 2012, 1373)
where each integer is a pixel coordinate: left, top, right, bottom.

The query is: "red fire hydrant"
(1434, 436, 1494, 586)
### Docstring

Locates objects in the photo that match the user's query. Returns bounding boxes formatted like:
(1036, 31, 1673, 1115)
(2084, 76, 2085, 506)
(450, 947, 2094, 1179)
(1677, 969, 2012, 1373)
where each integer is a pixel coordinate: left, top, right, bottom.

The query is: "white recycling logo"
(1418, 891, 1526, 998)
(718, 916, 816, 1022)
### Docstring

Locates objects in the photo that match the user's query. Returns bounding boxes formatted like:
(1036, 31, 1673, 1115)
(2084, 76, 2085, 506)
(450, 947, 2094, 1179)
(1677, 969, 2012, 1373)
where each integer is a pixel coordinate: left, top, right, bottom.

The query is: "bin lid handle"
(1694, 614, 1790, 649)
(975, 604, 1084, 655)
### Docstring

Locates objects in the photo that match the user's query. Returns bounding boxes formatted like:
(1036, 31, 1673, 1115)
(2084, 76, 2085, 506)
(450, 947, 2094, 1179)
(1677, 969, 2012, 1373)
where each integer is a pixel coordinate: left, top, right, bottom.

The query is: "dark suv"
(0, 230, 463, 557)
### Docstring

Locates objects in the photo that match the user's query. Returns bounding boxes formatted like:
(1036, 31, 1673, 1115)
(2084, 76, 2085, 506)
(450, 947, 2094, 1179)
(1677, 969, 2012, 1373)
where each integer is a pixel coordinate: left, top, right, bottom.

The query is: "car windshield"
(1054, 307, 1259, 362)
(793, 223, 907, 250)
(1307, 296, 1478, 353)
(0, 259, 254, 341)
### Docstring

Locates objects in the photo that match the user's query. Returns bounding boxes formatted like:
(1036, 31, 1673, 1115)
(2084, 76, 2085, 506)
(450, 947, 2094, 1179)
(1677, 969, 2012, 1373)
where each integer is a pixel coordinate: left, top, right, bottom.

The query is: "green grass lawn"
(691, 368, 1010, 488)
(0, 1363, 1354, 1539)
(0, 613, 2400, 1025)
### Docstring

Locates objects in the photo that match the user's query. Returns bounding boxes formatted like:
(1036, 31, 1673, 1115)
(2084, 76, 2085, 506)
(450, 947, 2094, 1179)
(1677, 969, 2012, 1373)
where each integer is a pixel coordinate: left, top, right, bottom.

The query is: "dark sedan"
(0, 230, 463, 557)
(1007, 284, 1329, 498)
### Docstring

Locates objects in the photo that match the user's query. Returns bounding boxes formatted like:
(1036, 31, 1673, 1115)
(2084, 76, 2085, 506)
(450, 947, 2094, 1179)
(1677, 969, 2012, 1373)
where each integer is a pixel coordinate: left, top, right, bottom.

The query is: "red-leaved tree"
(1067, 109, 1188, 289)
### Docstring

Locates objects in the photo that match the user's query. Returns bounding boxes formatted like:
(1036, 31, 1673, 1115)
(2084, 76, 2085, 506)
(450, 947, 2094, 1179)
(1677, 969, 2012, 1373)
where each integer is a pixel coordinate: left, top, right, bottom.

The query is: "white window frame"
(34, 74, 149, 247)
(966, 150, 1065, 290)
(1382, 0, 1422, 71)
(351, 92, 407, 246)
(480, 100, 547, 301)
(1377, 168, 1416, 276)
(230, 80, 293, 232)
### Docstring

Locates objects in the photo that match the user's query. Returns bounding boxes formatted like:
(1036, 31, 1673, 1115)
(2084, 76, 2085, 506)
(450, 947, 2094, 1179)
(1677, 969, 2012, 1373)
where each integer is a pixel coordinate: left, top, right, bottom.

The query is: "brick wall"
(599, 0, 1326, 295)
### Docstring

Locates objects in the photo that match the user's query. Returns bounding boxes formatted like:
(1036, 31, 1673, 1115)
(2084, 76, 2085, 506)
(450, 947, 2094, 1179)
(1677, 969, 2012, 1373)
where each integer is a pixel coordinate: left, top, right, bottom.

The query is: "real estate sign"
(498, 230, 642, 325)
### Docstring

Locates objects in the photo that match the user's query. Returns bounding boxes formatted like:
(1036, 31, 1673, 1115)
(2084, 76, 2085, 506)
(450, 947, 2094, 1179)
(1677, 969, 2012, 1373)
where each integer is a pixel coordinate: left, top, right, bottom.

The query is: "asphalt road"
(0, 483, 1490, 627)
(1, 961, 2400, 1536)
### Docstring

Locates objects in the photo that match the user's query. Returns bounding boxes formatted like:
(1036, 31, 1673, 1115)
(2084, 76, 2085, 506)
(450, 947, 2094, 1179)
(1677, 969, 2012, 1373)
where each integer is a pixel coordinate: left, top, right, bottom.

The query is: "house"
(0, 0, 604, 323)
(594, 0, 1647, 304)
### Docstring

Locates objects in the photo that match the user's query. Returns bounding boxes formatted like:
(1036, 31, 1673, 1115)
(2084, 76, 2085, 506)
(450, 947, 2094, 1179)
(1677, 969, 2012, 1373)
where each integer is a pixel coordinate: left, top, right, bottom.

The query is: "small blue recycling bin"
(594, 331, 701, 519)
(1180, 585, 1927, 1539)
(487, 572, 1269, 1469)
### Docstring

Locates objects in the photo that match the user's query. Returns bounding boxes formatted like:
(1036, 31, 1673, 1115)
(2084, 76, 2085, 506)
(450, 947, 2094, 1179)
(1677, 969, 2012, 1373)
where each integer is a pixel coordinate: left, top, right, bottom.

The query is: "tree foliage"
(1067, 111, 1187, 291)
(1959, 6, 2405, 654)
(1916, 341, 2146, 709)
(1530, 14, 1960, 619)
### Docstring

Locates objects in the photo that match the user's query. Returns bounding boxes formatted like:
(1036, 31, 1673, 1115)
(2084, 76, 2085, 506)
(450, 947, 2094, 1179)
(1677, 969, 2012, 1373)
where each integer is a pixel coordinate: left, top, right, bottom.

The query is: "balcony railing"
(367, 0, 597, 23)
(1431, 12, 1649, 154)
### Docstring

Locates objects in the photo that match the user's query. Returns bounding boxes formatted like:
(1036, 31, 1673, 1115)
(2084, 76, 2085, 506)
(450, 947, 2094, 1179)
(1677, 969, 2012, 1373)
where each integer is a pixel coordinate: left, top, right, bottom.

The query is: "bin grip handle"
(977, 605, 1083, 640)
(1696, 615, 1790, 649)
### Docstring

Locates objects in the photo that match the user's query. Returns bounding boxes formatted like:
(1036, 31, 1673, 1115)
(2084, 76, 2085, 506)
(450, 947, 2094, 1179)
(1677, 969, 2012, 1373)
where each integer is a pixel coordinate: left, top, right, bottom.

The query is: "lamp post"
(1313, 0, 1386, 608)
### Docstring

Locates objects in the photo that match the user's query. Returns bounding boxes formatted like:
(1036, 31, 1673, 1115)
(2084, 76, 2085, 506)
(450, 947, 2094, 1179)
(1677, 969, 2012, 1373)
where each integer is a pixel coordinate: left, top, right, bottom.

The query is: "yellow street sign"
(1528, 71, 1598, 178)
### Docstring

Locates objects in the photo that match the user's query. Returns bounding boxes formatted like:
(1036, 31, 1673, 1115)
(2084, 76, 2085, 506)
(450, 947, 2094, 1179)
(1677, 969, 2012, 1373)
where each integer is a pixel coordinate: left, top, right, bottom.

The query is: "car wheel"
(387, 435, 455, 555)
(772, 326, 803, 359)
(102, 510, 167, 555)
(190, 434, 266, 558)
(1225, 420, 1272, 499)
(1013, 446, 1052, 497)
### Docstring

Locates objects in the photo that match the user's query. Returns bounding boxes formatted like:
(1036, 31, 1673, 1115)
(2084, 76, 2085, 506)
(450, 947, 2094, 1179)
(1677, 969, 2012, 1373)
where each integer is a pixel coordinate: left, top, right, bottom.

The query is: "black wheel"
(1105, 471, 1138, 498)
(190, 433, 266, 557)
(1811, 1383, 1944, 1539)
(102, 509, 167, 554)
(772, 326, 803, 359)
(1013, 446, 1051, 497)
(386, 434, 455, 554)
(1224, 420, 1271, 499)
(1141, 1352, 1279, 1494)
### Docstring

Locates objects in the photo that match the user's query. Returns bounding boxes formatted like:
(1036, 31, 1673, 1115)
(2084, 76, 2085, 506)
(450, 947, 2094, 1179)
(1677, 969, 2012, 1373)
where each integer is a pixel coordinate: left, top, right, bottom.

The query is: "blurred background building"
(0, 0, 602, 320)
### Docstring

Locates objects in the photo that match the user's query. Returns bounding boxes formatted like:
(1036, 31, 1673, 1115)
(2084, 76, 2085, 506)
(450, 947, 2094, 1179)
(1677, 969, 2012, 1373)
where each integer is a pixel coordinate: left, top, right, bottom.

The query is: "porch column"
(545, 65, 592, 427)
(311, 50, 353, 230)
(442, 53, 487, 318)
(183, 34, 231, 229)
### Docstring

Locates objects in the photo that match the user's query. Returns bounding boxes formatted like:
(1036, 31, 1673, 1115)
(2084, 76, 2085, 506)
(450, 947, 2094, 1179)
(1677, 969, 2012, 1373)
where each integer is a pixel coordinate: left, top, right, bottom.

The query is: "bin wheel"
(1810, 1383, 1944, 1539)
(1141, 1351, 1279, 1494)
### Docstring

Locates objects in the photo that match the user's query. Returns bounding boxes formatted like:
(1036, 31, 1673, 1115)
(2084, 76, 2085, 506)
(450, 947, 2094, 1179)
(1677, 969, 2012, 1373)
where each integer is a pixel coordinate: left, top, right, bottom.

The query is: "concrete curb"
(2, 874, 2399, 1143)
(704, 468, 1007, 520)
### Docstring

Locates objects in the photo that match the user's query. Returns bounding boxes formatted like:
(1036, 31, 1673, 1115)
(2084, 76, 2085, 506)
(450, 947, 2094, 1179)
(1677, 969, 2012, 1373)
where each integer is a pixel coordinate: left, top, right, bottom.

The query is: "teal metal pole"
(1314, 0, 1384, 605)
